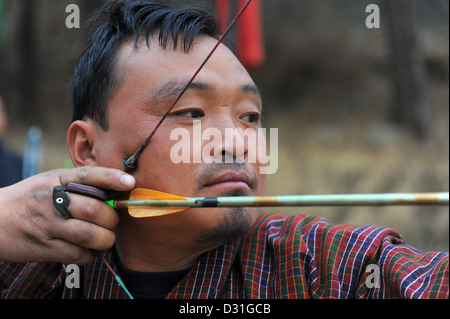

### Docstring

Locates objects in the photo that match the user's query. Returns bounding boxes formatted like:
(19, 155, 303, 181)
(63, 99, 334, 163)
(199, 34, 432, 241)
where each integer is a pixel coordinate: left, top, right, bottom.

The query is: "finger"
(44, 239, 96, 265)
(56, 166, 135, 191)
(53, 218, 116, 252)
(68, 193, 119, 229)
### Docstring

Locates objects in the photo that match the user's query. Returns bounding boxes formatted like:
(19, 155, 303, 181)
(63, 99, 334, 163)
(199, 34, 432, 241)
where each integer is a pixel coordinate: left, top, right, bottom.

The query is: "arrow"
(106, 188, 450, 218)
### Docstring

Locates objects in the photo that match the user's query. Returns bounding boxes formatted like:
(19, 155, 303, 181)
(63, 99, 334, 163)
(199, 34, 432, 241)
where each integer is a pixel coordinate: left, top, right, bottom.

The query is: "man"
(0, 0, 448, 299)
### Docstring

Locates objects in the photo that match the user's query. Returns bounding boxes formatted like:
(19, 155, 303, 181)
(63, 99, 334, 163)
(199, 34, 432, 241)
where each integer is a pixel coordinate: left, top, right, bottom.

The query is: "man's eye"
(241, 113, 260, 124)
(174, 109, 205, 119)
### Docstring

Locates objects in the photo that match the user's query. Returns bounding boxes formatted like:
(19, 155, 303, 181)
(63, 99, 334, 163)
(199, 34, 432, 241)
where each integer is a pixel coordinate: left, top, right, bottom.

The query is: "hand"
(0, 166, 135, 264)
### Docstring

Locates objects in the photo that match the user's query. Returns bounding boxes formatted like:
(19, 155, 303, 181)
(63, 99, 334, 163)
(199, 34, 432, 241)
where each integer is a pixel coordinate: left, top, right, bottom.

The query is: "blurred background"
(0, 0, 448, 251)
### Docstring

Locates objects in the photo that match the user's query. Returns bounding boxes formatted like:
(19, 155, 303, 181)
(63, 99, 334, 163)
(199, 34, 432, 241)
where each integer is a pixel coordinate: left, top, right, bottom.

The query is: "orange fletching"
(130, 188, 188, 201)
(128, 188, 188, 218)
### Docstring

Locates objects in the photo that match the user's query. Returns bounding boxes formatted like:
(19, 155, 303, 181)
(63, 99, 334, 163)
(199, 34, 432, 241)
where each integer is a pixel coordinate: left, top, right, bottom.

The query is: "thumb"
(56, 166, 136, 191)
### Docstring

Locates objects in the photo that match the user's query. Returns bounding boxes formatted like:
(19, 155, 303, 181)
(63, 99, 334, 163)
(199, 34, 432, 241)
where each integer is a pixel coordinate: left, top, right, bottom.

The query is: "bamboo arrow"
(106, 188, 450, 218)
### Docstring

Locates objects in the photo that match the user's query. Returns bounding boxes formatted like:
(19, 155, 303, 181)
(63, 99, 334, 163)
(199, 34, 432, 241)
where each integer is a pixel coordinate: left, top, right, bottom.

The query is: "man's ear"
(67, 119, 99, 167)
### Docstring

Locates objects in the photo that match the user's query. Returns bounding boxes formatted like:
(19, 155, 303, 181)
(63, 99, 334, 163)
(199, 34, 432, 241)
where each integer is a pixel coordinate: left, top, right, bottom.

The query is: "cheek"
(255, 132, 268, 164)
(93, 133, 125, 170)
(257, 174, 266, 196)
(131, 133, 199, 195)
(95, 127, 147, 170)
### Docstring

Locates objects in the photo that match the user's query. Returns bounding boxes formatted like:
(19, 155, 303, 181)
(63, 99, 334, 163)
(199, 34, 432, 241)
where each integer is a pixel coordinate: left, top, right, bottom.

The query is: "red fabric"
(215, 0, 265, 70)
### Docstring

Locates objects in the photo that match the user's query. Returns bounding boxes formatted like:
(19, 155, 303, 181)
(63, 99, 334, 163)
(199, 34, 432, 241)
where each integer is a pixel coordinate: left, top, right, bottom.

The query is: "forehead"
(114, 35, 255, 97)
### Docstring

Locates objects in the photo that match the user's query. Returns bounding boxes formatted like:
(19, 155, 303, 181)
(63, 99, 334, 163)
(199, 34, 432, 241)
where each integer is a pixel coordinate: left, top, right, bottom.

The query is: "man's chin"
(194, 206, 258, 246)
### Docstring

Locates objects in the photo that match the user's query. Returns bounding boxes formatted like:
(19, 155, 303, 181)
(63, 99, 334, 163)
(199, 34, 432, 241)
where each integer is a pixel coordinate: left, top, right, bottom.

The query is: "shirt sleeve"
(303, 220, 449, 299)
(354, 232, 449, 298)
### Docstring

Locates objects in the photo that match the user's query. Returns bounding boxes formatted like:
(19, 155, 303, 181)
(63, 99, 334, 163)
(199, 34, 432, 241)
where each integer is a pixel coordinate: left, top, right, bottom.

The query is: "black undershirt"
(113, 248, 190, 299)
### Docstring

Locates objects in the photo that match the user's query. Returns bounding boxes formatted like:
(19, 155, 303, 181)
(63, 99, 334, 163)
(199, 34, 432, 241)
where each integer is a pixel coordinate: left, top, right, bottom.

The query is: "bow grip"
(66, 182, 119, 201)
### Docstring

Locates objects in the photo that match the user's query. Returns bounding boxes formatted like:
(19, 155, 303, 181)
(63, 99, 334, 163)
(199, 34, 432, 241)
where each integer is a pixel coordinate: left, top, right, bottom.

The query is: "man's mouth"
(203, 172, 252, 193)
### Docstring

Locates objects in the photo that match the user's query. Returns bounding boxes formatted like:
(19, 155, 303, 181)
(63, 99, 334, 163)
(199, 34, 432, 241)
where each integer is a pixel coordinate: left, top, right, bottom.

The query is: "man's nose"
(205, 124, 248, 164)
(223, 127, 248, 163)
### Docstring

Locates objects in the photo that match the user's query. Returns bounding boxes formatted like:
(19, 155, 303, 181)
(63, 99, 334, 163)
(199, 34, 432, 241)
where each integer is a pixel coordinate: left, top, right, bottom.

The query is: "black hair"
(70, 0, 220, 130)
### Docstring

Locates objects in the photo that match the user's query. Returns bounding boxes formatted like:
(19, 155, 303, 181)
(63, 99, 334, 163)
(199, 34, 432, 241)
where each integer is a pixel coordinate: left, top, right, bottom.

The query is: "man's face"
(88, 35, 266, 246)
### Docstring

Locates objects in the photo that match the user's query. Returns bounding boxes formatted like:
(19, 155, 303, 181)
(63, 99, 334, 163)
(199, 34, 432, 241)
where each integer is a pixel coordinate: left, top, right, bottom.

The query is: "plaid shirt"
(1, 213, 448, 299)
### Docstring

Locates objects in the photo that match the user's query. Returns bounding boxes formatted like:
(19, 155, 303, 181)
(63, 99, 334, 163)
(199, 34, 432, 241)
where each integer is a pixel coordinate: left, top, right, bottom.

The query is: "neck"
(114, 213, 214, 272)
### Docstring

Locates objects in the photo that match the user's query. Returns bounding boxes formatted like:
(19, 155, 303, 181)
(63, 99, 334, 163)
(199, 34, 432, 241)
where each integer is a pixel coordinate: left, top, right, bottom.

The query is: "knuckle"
(74, 223, 96, 246)
(29, 185, 53, 216)
(28, 199, 48, 222)
(103, 231, 116, 248)
(76, 167, 92, 184)
(31, 186, 49, 203)
(109, 213, 120, 229)
(48, 168, 68, 187)
(95, 232, 116, 251)
(23, 205, 53, 239)
(65, 247, 91, 265)
(82, 199, 102, 221)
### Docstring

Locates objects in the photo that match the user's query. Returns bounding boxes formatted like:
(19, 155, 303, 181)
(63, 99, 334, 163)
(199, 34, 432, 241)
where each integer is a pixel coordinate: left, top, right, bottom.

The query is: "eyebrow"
(153, 80, 212, 101)
(152, 80, 262, 102)
(241, 84, 262, 101)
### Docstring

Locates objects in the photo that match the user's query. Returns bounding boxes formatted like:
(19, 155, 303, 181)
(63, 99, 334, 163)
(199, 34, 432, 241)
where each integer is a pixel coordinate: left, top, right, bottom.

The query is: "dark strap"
(66, 182, 109, 200)
(52, 185, 71, 219)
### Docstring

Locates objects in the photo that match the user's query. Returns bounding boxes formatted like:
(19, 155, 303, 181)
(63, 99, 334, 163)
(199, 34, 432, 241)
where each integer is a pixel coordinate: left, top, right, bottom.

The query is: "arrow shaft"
(113, 192, 449, 208)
